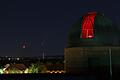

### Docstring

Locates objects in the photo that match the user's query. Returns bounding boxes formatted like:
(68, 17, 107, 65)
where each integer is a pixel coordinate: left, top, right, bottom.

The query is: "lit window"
(81, 12, 96, 38)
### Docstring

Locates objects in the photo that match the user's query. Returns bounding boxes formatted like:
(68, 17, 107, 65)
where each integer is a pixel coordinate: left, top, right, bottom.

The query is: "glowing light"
(24, 68, 28, 73)
(46, 70, 65, 73)
(0, 69, 3, 74)
(8, 58, 11, 60)
(22, 45, 26, 48)
(17, 58, 20, 60)
(81, 12, 97, 38)
(54, 71, 57, 73)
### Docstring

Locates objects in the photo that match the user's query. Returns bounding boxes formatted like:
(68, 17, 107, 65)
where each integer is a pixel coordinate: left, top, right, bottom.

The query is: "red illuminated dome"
(68, 11, 120, 47)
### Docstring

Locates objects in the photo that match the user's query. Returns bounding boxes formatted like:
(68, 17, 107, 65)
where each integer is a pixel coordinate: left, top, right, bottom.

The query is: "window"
(81, 12, 96, 39)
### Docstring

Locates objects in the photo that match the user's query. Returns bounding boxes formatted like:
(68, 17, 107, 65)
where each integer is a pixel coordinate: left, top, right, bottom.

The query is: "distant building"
(65, 11, 120, 75)
(4, 64, 27, 73)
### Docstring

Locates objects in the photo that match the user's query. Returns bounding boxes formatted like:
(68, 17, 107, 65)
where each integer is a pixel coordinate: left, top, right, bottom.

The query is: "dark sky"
(0, 0, 120, 56)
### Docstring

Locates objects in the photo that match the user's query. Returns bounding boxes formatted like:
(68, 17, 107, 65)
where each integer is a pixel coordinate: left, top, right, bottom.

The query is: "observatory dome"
(68, 11, 120, 47)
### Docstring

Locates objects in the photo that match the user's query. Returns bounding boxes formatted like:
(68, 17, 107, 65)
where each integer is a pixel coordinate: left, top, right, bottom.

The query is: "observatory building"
(64, 11, 120, 75)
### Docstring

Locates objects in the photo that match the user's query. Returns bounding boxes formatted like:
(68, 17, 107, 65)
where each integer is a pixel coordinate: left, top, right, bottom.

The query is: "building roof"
(6, 64, 27, 71)
(68, 11, 120, 47)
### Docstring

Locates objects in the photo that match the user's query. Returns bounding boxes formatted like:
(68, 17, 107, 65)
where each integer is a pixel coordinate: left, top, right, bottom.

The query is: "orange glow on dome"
(81, 12, 97, 38)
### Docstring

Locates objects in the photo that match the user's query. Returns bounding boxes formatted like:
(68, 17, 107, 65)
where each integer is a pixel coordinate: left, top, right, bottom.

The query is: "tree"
(28, 64, 38, 73)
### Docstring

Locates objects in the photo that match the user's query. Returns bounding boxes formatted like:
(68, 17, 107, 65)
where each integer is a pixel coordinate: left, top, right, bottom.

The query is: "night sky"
(0, 0, 120, 56)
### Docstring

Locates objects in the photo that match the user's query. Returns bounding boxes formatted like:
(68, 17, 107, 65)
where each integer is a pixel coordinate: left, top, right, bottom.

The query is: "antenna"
(41, 40, 45, 60)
